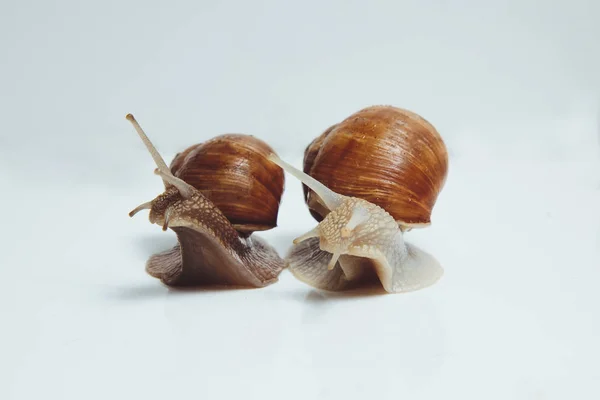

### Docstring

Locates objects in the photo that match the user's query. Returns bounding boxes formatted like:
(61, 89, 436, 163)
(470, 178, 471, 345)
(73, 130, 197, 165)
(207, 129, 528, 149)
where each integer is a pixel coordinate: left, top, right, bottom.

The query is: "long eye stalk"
(126, 113, 194, 199)
(267, 153, 343, 211)
(126, 114, 171, 175)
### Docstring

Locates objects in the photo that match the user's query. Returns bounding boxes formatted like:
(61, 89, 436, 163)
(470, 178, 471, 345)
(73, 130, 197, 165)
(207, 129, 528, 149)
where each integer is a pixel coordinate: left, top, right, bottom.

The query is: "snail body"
(126, 114, 285, 287)
(270, 105, 448, 293)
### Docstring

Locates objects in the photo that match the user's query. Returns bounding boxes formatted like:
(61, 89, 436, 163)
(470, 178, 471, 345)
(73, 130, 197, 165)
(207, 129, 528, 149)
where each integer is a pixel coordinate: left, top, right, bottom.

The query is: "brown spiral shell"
(169, 134, 285, 235)
(303, 105, 448, 227)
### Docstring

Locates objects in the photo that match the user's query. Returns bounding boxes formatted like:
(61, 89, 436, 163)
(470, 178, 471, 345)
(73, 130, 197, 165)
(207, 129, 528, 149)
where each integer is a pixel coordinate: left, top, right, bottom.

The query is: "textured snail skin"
(126, 115, 285, 288)
(143, 188, 283, 287)
(303, 105, 448, 229)
(286, 237, 441, 293)
(269, 154, 443, 294)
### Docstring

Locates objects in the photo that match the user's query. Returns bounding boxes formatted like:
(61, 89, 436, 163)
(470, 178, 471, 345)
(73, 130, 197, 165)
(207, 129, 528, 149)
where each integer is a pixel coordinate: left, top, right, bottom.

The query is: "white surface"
(1, 1, 600, 399)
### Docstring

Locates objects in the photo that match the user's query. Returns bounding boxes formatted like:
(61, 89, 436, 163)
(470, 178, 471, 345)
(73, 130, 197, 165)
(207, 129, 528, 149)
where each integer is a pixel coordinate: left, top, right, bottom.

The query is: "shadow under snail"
(268, 105, 449, 294)
(126, 114, 286, 288)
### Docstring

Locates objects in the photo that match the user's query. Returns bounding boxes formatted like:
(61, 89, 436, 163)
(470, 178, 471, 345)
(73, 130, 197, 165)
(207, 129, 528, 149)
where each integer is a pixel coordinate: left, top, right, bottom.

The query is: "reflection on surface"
(304, 286, 388, 302)
(105, 283, 168, 301)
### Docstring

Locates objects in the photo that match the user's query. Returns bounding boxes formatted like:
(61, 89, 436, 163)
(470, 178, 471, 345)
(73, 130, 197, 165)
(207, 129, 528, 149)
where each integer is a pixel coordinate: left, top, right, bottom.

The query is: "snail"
(126, 114, 286, 288)
(268, 105, 448, 293)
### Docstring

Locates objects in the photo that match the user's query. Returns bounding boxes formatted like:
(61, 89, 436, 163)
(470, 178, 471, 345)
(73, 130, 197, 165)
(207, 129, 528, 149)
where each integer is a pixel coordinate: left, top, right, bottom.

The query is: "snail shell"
(303, 105, 448, 229)
(126, 115, 285, 288)
(170, 134, 284, 235)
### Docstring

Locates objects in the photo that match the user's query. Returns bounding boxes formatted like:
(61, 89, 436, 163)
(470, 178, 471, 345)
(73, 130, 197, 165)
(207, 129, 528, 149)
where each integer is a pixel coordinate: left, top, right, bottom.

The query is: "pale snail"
(268, 105, 449, 293)
(126, 114, 286, 287)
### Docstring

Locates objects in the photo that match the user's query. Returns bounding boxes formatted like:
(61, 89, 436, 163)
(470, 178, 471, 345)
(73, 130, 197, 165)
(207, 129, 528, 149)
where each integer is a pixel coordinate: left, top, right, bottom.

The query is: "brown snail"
(303, 105, 448, 229)
(268, 105, 448, 293)
(126, 114, 286, 287)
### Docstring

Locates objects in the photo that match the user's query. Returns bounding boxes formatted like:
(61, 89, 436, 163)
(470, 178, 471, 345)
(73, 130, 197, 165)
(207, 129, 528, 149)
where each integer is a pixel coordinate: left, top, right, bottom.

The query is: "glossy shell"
(303, 105, 448, 226)
(170, 134, 285, 234)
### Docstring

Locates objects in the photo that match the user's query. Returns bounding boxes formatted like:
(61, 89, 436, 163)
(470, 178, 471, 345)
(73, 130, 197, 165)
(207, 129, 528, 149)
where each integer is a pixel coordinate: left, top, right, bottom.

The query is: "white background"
(1, 1, 600, 399)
